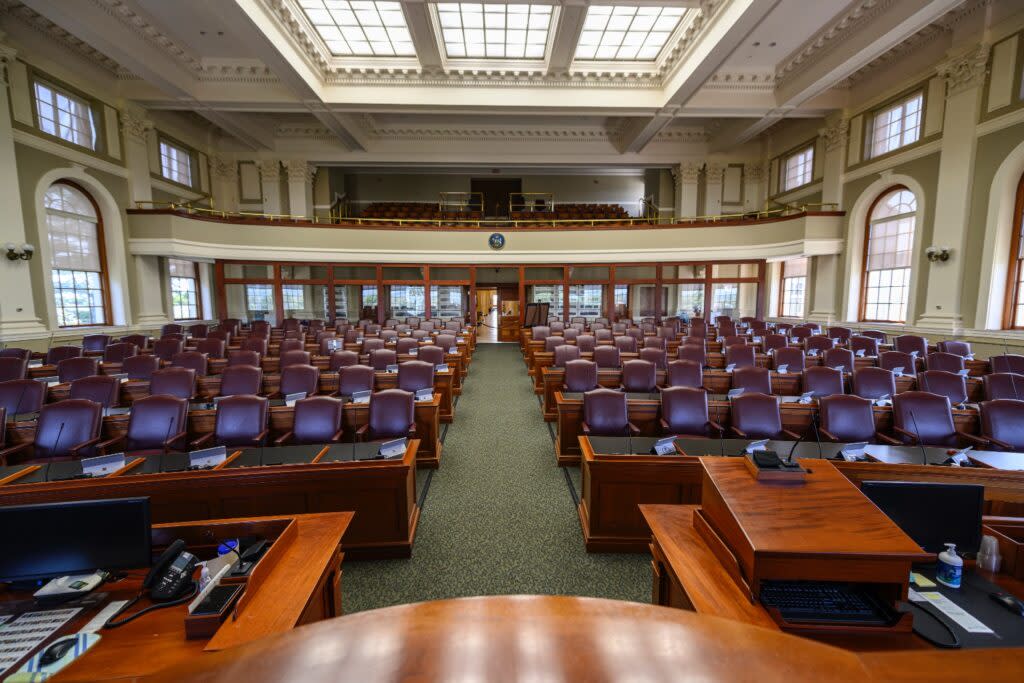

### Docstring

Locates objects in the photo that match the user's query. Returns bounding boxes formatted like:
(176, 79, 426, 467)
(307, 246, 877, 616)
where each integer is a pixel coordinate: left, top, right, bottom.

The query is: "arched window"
(1005, 173, 1024, 328)
(45, 181, 109, 327)
(860, 187, 916, 323)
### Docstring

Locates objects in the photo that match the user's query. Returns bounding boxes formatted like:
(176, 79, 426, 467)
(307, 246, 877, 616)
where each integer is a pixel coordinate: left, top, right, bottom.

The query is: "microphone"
(625, 423, 633, 455)
(808, 410, 823, 459)
(786, 421, 810, 464)
(163, 415, 175, 455)
(716, 419, 726, 457)
(13, 381, 30, 418)
(907, 410, 929, 466)
(50, 421, 66, 459)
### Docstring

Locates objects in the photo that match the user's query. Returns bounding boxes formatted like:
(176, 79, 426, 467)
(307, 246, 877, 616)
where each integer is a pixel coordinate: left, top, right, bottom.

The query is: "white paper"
(0, 607, 81, 673)
(910, 591, 994, 634)
(79, 601, 129, 634)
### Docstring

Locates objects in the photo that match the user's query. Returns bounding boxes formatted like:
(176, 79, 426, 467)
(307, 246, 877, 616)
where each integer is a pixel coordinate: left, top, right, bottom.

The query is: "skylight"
(436, 3, 553, 59)
(574, 5, 686, 61)
(298, 0, 415, 57)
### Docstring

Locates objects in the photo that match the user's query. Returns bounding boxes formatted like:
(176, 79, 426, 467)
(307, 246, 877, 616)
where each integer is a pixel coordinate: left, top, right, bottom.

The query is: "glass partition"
(626, 284, 658, 319)
(568, 284, 604, 320)
(386, 285, 426, 319)
(282, 283, 329, 320)
(281, 265, 328, 280)
(224, 264, 273, 279)
(663, 283, 704, 318)
(430, 285, 467, 319)
(710, 282, 758, 319)
(225, 283, 276, 325)
(527, 284, 563, 319)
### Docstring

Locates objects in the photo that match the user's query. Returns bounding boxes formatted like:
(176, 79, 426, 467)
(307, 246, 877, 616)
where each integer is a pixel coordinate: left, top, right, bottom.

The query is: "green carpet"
(342, 344, 649, 612)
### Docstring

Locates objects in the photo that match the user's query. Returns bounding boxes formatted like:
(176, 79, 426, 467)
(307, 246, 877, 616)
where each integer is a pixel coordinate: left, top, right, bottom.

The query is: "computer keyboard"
(759, 580, 894, 626)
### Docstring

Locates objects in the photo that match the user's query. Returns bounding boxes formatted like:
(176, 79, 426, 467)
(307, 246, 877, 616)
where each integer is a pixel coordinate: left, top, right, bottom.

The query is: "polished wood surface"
(149, 595, 884, 683)
(0, 513, 350, 682)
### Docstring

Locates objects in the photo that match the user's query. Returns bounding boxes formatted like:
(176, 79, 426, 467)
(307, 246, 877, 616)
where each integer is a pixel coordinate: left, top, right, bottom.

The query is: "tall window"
(169, 259, 201, 320)
(861, 188, 916, 322)
(34, 81, 96, 150)
(282, 285, 305, 312)
(569, 284, 603, 320)
(867, 91, 923, 159)
(778, 258, 808, 317)
(46, 182, 108, 327)
(676, 284, 704, 318)
(159, 139, 193, 186)
(781, 146, 813, 192)
(1004, 173, 1024, 328)
(246, 284, 274, 319)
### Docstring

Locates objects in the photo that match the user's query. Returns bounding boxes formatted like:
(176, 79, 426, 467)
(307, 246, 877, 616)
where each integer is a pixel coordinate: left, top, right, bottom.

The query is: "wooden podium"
(694, 458, 932, 634)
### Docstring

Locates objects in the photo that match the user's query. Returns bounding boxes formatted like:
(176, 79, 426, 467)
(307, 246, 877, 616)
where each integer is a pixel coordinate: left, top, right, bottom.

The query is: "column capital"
(0, 43, 17, 87)
(819, 119, 849, 152)
(212, 156, 238, 180)
(705, 162, 725, 180)
(283, 159, 316, 184)
(937, 45, 988, 97)
(120, 108, 153, 144)
(256, 159, 281, 181)
(743, 162, 764, 181)
(671, 162, 701, 188)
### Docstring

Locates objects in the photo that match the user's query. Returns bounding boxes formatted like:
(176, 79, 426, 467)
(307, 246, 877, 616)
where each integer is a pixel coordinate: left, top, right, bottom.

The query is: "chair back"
(195, 339, 226, 359)
(762, 334, 787, 353)
(667, 359, 703, 389)
(46, 345, 82, 364)
(172, 351, 208, 376)
(57, 356, 98, 384)
(369, 349, 397, 371)
(554, 345, 581, 367)
(338, 365, 375, 396)
(220, 365, 263, 396)
(154, 339, 184, 362)
(802, 366, 844, 398)
(937, 340, 971, 357)
(582, 388, 629, 436)
(0, 358, 27, 382)
(879, 350, 916, 376)
(69, 375, 120, 408)
(731, 393, 784, 439)
(661, 387, 711, 437)
(281, 350, 311, 368)
(544, 336, 566, 352)
(213, 395, 269, 447)
(103, 342, 138, 363)
(119, 335, 148, 350)
(827, 327, 852, 343)
(330, 350, 360, 371)
(677, 344, 706, 367)
(725, 344, 755, 369)
(850, 336, 879, 357)
(280, 364, 319, 397)
(918, 370, 968, 406)
(621, 360, 656, 393)
(0, 379, 44, 415)
(81, 334, 110, 352)
(150, 367, 197, 400)
(894, 334, 928, 357)
(122, 354, 160, 380)
(227, 350, 261, 367)
(0, 348, 31, 362)
(594, 329, 613, 341)
(614, 336, 637, 353)
(397, 337, 420, 355)
(278, 339, 304, 355)
(980, 399, 1024, 451)
(188, 324, 209, 339)
(34, 399, 103, 459)
(772, 347, 805, 373)
(927, 352, 965, 373)
(368, 389, 415, 438)
(983, 372, 1024, 401)
(292, 396, 344, 445)
(563, 360, 598, 392)
(732, 367, 771, 395)
(891, 391, 956, 447)
(576, 335, 596, 352)
(593, 346, 621, 369)
(852, 367, 896, 400)
(823, 348, 855, 373)
(161, 324, 185, 336)
(820, 395, 876, 443)
(860, 329, 887, 343)
(397, 360, 434, 392)
(804, 335, 834, 355)
(638, 347, 667, 369)
(532, 326, 550, 342)
(990, 354, 1024, 374)
(126, 395, 188, 452)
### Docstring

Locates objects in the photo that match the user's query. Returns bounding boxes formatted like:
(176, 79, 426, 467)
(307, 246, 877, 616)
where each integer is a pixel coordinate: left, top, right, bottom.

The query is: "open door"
(471, 178, 523, 217)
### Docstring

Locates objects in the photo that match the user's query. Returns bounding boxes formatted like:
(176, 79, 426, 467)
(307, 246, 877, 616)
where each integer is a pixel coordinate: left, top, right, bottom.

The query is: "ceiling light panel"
(298, 0, 415, 56)
(575, 5, 686, 61)
(436, 3, 553, 59)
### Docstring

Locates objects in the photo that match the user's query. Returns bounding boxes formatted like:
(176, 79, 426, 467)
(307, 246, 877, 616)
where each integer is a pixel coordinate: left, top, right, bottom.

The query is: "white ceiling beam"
(402, 1, 443, 72)
(546, 1, 587, 75)
(618, 0, 782, 154)
(714, 0, 965, 148)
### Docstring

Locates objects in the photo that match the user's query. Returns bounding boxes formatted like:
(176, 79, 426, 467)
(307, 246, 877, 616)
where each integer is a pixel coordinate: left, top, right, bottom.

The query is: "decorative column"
(257, 160, 281, 215)
(0, 44, 46, 337)
(672, 162, 700, 219)
(132, 255, 169, 327)
(283, 160, 316, 218)
(818, 117, 848, 208)
(916, 46, 988, 332)
(120, 107, 153, 205)
(704, 163, 725, 216)
(210, 156, 239, 213)
(743, 162, 764, 212)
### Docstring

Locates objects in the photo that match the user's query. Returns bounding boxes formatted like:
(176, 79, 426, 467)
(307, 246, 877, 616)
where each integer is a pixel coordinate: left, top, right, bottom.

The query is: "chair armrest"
(957, 431, 988, 448)
(581, 421, 592, 436)
(355, 423, 370, 441)
(780, 429, 801, 440)
(659, 418, 671, 432)
(627, 422, 641, 436)
(329, 428, 344, 443)
(985, 435, 1012, 450)
(0, 442, 33, 466)
(818, 428, 839, 442)
(252, 428, 270, 447)
(69, 436, 103, 458)
(892, 425, 919, 443)
(731, 427, 749, 438)
(707, 420, 725, 437)
(875, 431, 901, 446)
(407, 423, 418, 437)
(163, 430, 190, 452)
(191, 432, 214, 450)
(273, 431, 294, 447)
(96, 435, 125, 455)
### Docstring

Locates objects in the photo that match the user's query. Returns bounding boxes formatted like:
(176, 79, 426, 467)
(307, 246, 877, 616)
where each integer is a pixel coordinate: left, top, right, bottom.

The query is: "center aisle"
(343, 343, 649, 612)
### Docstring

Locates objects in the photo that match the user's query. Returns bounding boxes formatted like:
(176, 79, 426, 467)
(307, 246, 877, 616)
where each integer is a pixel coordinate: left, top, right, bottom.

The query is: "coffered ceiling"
(0, 0, 979, 163)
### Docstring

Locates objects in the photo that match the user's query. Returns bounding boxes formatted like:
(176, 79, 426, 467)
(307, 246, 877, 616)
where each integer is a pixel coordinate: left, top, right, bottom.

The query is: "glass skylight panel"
(575, 5, 686, 61)
(437, 3, 553, 59)
(298, 0, 415, 56)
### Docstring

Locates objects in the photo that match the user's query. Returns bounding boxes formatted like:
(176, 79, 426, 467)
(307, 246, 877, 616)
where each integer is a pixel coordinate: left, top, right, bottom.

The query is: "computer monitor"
(0, 497, 151, 583)
(860, 481, 983, 554)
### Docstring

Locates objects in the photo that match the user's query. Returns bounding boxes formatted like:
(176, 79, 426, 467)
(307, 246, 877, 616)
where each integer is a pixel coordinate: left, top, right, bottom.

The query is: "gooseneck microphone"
(625, 423, 633, 455)
(809, 410, 823, 459)
(908, 410, 929, 466)
(163, 416, 175, 455)
(50, 421, 66, 459)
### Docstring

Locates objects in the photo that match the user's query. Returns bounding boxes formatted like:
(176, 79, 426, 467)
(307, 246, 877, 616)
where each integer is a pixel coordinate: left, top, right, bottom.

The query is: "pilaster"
(283, 160, 316, 217)
(257, 160, 281, 215)
(120, 106, 153, 205)
(672, 162, 700, 219)
(704, 163, 725, 216)
(819, 118, 848, 207)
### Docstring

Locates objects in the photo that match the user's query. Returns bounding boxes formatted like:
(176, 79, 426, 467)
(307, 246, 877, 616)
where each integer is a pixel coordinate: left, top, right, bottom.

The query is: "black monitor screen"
(0, 497, 151, 582)
(860, 481, 983, 554)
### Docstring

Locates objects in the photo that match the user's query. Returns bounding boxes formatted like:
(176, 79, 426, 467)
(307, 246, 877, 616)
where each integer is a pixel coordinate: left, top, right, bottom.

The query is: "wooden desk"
(0, 443, 418, 558)
(0, 513, 349, 682)
(554, 391, 661, 465)
(540, 366, 665, 419)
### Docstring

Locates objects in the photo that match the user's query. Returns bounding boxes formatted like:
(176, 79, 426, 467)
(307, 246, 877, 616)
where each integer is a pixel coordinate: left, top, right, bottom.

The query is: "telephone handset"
(146, 539, 198, 602)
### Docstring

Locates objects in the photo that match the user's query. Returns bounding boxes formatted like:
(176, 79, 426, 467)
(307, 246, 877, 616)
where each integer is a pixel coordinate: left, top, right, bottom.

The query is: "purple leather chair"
(81, 334, 110, 353)
(0, 348, 31, 362)
(103, 342, 138, 364)
(887, 391, 983, 448)
(804, 336, 834, 356)
(119, 334, 148, 350)
(722, 335, 747, 348)
(219, 365, 263, 397)
(227, 350, 261, 367)
(688, 320, 707, 338)
(657, 326, 677, 340)
(344, 329, 362, 344)
(927, 352, 965, 373)
(278, 339, 304, 355)
(0, 358, 27, 382)
(611, 323, 627, 335)
(827, 327, 852, 343)
(621, 360, 656, 393)
(532, 326, 551, 342)
(275, 396, 344, 446)
(852, 367, 896, 400)
(802, 366, 844, 398)
(338, 365, 375, 396)
(860, 330, 887, 343)
(582, 388, 638, 437)
(153, 339, 184, 362)
(718, 320, 737, 338)
(445, 321, 462, 332)
(563, 360, 598, 392)
(661, 386, 720, 437)
(666, 360, 702, 389)
(362, 339, 386, 354)
(626, 328, 645, 343)
(281, 350, 312, 369)
(979, 399, 1024, 451)
(576, 335, 597, 353)
(192, 395, 269, 449)
(732, 367, 771, 395)
(396, 337, 420, 355)
(894, 335, 928, 358)
(410, 330, 430, 341)
(549, 321, 565, 334)
(563, 329, 579, 343)
(850, 336, 879, 357)
(47, 345, 82, 364)
(791, 326, 814, 341)
(772, 347, 805, 373)
(250, 321, 271, 336)
(356, 389, 416, 441)
(725, 344, 755, 369)
(240, 337, 269, 357)
(593, 346, 621, 369)
(318, 335, 341, 356)
(937, 340, 972, 357)
(58, 356, 99, 384)
(99, 394, 188, 455)
(397, 360, 434, 392)
(435, 334, 457, 351)
(677, 344, 706, 367)
(643, 336, 666, 350)
(594, 329, 613, 342)
(188, 324, 209, 339)
(161, 333, 186, 343)
(819, 395, 878, 443)
(195, 339, 226, 359)
(730, 393, 798, 440)
(544, 336, 566, 353)
(614, 336, 638, 353)
(150, 367, 197, 400)
(221, 319, 242, 336)
(1, 399, 102, 463)
(330, 350, 360, 371)
(161, 323, 184, 336)
(418, 346, 446, 366)
(918, 370, 968, 406)
(989, 354, 1024, 374)
(0, 379, 45, 416)
(172, 351, 208, 376)
(554, 345, 581, 367)
(762, 334, 788, 353)
(279, 364, 320, 397)
(879, 351, 916, 376)
(282, 319, 302, 333)
(638, 347, 667, 370)
(823, 348, 855, 373)
(121, 354, 160, 381)
(69, 375, 120, 408)
(983, 372, 1024, 401)
(369, 349, 397, 371)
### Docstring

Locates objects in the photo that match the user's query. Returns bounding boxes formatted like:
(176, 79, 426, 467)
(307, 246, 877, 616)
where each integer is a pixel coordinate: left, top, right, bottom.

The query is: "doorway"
(475, 287, 499, 342)
(471, 178, 522, 217)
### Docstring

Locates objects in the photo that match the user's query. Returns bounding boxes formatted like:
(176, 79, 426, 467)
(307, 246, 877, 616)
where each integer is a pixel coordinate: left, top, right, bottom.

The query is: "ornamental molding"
(820, 119, 849, 152)
(744, 163, 764, 182)
(704, 71, 777, 92)
(653, 129, 711, 144)
(356, 115, 618, 143)
(119, 108, 151, 143)
(212, 156, 238, 180)
(705, 162, 726, 178)
(256, 159, 281, 181)
(673, 162, 702, 185)
(89, 0, 204, 74)
(1, 0, 128, 75)
(283, 160, 315, 183)
(937, 44, 989, 96)
(0, 42, 15, 86)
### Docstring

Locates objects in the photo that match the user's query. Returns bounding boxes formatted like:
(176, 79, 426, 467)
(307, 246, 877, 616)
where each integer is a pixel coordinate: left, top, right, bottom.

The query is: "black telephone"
(146, 539, 198, 601)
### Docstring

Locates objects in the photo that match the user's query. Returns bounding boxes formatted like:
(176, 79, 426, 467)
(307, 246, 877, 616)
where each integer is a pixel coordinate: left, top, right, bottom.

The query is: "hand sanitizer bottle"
(936, 543, 963, 588)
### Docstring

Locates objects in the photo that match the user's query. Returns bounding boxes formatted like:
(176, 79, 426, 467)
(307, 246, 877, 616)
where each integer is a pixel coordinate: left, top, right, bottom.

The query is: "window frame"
(778, 258, 808, 318)
(865, 90, 924, 161)
(780, 145, 814, 193)
(859, 185, 916, 324)
(1003, 172, 1024, 329)
(31, 77, 100, 152)
(158, 136, 195, 189)
(169, 259, 203, 321)
(46, 180, 112, 328)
